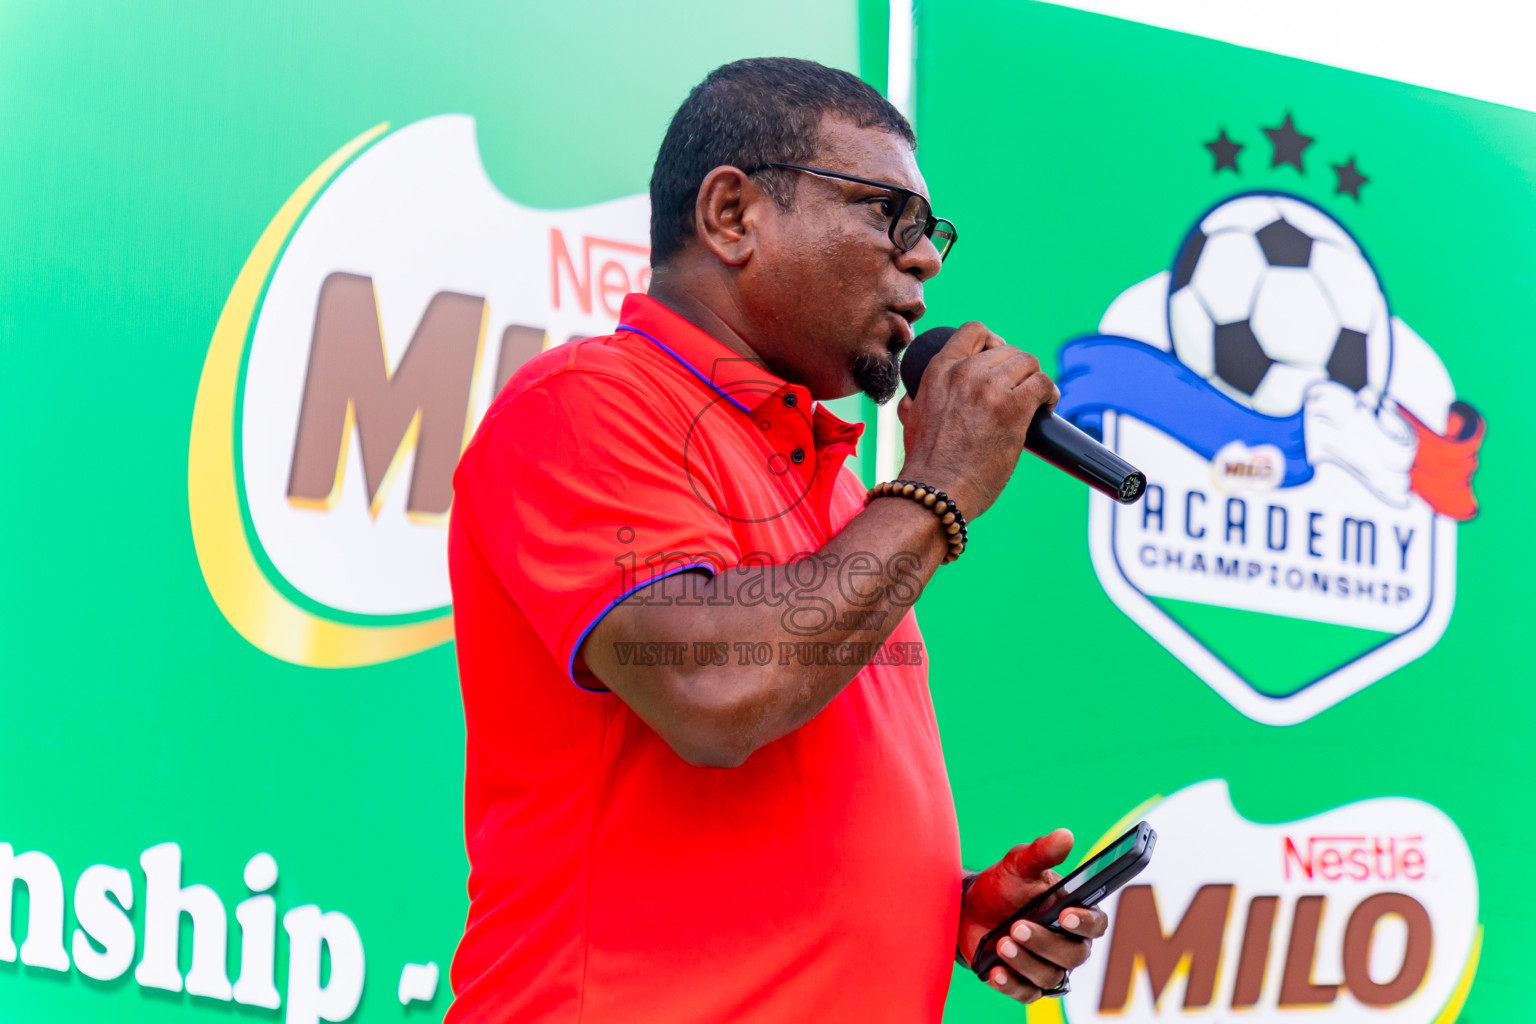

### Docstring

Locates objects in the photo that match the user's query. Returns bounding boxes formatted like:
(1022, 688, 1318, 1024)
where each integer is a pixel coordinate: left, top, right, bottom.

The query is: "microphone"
(899, 326, 1147, 504)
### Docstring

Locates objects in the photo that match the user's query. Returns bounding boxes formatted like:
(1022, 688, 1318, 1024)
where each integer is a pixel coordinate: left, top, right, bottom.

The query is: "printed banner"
(1047, 782, 1480, 1023)
(190, 114, 650, 667)
(917, 3, 1529, 1021)
(0, 5, 863, 1022)
(1057, 187, 1484, 724)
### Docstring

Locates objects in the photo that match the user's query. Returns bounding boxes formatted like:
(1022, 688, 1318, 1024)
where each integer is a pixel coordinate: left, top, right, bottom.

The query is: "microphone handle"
(1025, 412, 1147, 504)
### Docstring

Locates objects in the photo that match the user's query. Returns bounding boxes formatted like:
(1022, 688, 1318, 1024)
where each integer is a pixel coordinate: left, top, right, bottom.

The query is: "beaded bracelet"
(865, 479, 969, 563)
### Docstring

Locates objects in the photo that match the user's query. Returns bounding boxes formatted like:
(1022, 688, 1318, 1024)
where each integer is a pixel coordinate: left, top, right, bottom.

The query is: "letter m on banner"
(286, 272, 487, 521)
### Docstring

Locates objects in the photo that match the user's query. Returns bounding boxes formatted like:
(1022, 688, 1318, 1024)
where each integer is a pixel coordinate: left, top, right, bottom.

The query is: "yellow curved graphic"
(1431, 923, 1482, 1024)
(188, 121, 455, 667)
(1026, 994, 1068, 1024)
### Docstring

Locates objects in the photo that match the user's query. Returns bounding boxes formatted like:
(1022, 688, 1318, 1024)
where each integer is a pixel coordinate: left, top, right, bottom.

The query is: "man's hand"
(958, 829, 1109, 1004)
(897, 321, 1059, 520)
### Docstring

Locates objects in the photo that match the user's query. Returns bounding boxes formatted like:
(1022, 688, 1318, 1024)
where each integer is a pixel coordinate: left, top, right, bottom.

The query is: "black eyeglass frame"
(742, 162, 958, 261)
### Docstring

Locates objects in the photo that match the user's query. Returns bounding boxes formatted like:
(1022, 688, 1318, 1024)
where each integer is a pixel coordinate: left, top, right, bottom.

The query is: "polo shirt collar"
(617, 293, 864, 446)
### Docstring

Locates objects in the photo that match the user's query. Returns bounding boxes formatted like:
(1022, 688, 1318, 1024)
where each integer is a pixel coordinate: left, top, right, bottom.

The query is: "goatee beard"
(851, 347, 901, 404)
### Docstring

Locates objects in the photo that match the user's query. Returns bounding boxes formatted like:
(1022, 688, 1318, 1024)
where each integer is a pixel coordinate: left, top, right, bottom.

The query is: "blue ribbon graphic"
(1055, 336, 1314, 487)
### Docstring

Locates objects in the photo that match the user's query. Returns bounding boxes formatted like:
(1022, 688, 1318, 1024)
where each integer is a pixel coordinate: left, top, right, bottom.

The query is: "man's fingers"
(996, 350, 1044, 391)
(944, 340, 1043, 389)
(1004, 367, 1059, 417)
(1020, 928, 1092, 971)
(1000, 828, 1075, 882)
(996, 934, 1070, 991)
(952, 342, 1029, 384)
(959, 320, 1007, 352)
(1033, 375, 1062, 408)
(1058, 906, 1109, 939)
(921, 321, 1007, 387)
(930, 321, 996, 364)
(987, 964, 1042, 1004)
(1011, 911, 1103, 972)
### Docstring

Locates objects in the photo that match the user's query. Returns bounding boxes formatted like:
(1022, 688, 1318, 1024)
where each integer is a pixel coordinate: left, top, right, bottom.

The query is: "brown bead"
(923, 493, 937, 507)
(901, 483, 916, 497)
(934, 501, 948, 514)
(946, 522, 961, 535)
(913, 487, 927, 500)
(940, 512, 956, 525)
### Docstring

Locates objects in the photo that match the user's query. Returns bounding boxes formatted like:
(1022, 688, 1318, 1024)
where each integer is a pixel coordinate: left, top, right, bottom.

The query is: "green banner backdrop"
(1, 2, 1528, 1022)
(0, 4, 861, 1022)
(915, 3, 1528, 1022)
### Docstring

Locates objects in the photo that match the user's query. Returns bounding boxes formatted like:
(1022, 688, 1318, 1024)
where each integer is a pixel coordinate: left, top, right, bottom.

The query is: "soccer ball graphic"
(1167, 192, 1391, 417)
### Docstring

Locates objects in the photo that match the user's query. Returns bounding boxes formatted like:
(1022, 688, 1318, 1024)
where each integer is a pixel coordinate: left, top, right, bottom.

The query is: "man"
(446, 57, 1107, 1022)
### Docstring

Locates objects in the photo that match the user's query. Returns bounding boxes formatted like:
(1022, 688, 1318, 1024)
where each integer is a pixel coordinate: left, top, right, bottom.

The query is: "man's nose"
(897, 235, 944, 282)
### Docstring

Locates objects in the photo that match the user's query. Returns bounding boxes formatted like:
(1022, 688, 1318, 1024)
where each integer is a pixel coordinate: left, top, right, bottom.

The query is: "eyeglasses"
(743, 162, 958, 261)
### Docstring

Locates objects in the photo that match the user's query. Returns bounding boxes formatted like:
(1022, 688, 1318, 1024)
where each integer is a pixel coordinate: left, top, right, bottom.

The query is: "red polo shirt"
(446, 294, 960, 1023)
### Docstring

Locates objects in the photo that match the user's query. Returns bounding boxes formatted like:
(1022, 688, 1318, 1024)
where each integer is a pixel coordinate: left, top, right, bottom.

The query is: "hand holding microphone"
(894, 323, 1144, 521)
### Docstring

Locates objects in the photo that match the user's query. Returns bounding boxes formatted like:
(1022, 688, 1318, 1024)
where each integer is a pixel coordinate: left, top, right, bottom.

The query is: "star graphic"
(1263, 113, 1314, 172)
(1333, 156, 1369, 200)
(1204, 129, 1243, 173)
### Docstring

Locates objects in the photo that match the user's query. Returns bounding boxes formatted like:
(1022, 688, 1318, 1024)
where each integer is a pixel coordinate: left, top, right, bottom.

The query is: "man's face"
(738, 115, 944, 402)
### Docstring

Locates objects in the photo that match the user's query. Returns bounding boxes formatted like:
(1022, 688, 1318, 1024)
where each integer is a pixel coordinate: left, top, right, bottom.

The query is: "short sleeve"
(453, 370, 742, 688)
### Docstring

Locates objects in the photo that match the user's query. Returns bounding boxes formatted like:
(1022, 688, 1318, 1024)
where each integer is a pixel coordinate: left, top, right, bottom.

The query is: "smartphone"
(970, 821, 1156, 980)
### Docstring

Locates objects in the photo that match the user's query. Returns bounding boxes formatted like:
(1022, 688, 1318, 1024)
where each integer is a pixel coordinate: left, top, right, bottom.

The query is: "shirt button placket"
(782, 391, 810, 474)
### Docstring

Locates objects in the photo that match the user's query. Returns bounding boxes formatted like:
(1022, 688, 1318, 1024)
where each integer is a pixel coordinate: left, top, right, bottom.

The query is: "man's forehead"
(813, 114, 928, 198)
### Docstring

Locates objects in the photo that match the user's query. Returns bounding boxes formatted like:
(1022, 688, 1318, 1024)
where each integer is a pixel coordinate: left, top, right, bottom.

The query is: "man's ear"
(694, 166, 765, 267)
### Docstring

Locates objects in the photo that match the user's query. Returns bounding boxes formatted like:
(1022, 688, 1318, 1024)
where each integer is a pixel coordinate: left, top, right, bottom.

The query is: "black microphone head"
(900, 325, 956, 396)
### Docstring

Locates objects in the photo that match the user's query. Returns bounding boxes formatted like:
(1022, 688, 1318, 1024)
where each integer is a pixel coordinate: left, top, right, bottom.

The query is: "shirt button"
(790, 448, 806, 464)
(782, 392, 799, 408)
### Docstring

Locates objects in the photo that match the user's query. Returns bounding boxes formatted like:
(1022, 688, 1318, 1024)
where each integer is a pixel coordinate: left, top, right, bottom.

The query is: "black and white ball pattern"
(1167, 193, 1390, 417)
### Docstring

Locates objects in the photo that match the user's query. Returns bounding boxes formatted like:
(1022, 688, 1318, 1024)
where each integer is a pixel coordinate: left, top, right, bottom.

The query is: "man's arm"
(580, 321, 1058, 767)
(582, 495, 949, 767)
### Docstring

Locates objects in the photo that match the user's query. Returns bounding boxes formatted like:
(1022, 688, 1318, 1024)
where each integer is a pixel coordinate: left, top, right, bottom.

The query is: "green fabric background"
(1, 1, 1528, 1022)
(914, 3, 1530, 1020)
(0, 5, 857, 1021)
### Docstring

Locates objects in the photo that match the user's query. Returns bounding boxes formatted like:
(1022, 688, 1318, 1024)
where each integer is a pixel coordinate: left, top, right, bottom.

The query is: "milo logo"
(1042, 781, 1480, 1023)
(188, 115, 649, 666)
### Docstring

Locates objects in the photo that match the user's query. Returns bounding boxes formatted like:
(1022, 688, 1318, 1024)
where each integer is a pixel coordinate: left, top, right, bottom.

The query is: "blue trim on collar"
(618, 322, 753, 415)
